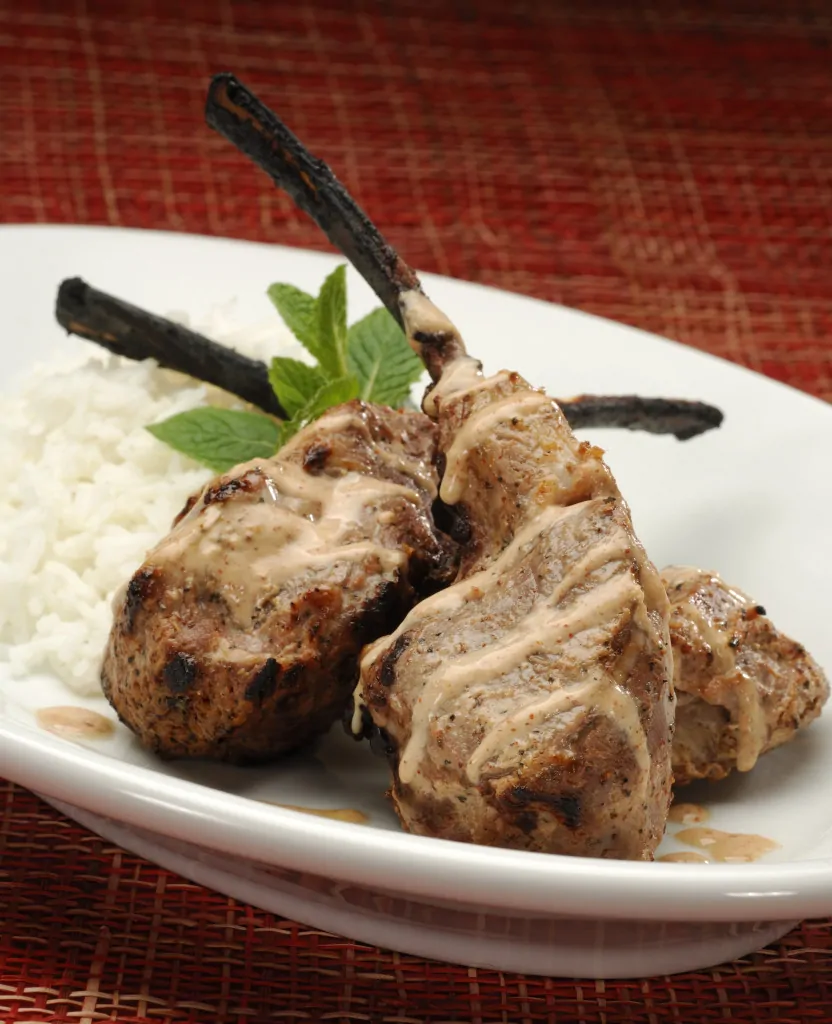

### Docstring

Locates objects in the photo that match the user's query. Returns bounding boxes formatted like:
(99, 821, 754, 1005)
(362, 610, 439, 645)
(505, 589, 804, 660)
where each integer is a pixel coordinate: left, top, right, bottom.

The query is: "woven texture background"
(2, 0, 832, 1020)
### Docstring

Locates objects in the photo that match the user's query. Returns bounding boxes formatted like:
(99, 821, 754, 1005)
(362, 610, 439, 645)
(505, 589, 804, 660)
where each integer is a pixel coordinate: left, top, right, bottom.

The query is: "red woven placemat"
(2, 1, 831, 1020)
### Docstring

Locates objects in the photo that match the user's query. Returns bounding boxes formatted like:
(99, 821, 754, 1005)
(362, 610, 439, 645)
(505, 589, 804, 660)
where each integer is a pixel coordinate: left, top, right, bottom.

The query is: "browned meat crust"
(664, 566, 830, 786)
(102, 402, 457, 764)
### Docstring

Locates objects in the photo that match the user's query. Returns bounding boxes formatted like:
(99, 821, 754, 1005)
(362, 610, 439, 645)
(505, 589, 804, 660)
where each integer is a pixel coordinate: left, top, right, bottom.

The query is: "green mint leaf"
(316, 264, 349, 378)
(268, 357, 327, 418)
(301, 375, 360, 421)
(267, 283, 320, 359)
(146, 408, 281, 473)
(347, 306, 424, 406)
(276, 375, 361, 445)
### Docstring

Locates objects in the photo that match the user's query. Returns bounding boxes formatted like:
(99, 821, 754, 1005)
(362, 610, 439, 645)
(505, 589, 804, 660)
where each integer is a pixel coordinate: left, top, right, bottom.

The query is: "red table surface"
(2, 2, 831, 1021)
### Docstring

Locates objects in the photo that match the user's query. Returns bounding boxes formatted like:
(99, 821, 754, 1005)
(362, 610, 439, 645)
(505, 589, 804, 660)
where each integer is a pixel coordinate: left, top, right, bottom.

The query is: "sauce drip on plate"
(37, 706, 115, 740)
(663, 803, 778, 863)
(657, 852, 709, 863)
(675, 826, 779, 863)
(269, 804, 369, 825)
(667, 802, 710, 825)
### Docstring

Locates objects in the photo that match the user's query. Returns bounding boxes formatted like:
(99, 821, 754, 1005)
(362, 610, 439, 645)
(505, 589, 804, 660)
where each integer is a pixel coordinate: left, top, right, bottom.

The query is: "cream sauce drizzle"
(399, 289, 461, 344)
(353, 499, 632, 734)
(466, 676, 601, 782)
(441, 391, 552, 504)
(359, 493, 637, 684)
(665, 566, 767, 773)
(399, 571, 645, 785)
(357, 503, 586, 682)
(377, 445, 438, 499)
(668, 802, 710, 825)
(674, 826, 780, 863)
(682, 604, 735, 676)
(422, 356, 487, 417)
(37, 706, 115, 740)
(351, 502, 586, 736)
(151, 453, 417, 627)
(660, 564, 703, 590)
(733, 674, 769, 773)
(467, 671, 651, 787)
(399, 288, 472, 415)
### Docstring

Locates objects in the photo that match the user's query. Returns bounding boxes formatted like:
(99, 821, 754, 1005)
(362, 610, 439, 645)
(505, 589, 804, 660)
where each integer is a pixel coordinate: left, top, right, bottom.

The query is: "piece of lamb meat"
(102, 401, 457, 763)
(664, 566, 829, 786)
(354, 292, 675, 861)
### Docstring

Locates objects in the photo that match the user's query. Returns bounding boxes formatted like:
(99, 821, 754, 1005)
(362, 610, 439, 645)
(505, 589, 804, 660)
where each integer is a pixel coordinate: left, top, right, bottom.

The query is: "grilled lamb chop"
(664, 566, 829, 785)
(203, 74, 677, 859)
(354, 301, 674, 860)
(102, 401, 457, 763)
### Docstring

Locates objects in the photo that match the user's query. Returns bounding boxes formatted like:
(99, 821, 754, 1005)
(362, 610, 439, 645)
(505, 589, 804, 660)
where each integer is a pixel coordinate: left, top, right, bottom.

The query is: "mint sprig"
(268, 357, 326, 418)
(275, 376, 361, 448)
(147, 408, 283, 474)
(148, 264, 425, 471)
(266, 283, 317, 355)
(315, 264, 349, 378)
(348, 307, 423, 406)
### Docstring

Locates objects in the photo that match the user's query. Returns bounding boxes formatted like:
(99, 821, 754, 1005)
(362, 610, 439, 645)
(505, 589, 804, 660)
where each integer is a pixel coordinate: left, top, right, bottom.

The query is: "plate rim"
(2, 720, 831, 924)
(41, 796, 801, 980)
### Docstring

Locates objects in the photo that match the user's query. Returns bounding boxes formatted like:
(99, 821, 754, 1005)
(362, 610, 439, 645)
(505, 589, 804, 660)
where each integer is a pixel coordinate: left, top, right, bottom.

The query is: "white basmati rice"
(0, 308, 300, 695)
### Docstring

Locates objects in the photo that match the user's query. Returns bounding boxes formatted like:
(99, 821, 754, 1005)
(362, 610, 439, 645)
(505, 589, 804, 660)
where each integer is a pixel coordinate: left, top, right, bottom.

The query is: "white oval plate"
(1, 225, 831, 979)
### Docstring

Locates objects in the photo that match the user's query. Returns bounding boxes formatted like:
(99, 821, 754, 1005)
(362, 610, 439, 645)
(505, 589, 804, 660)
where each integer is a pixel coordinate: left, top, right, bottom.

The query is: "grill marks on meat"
(664, 566, 830, 786)
(355, 292, 674, 860)
(102, 401, 457, 763)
